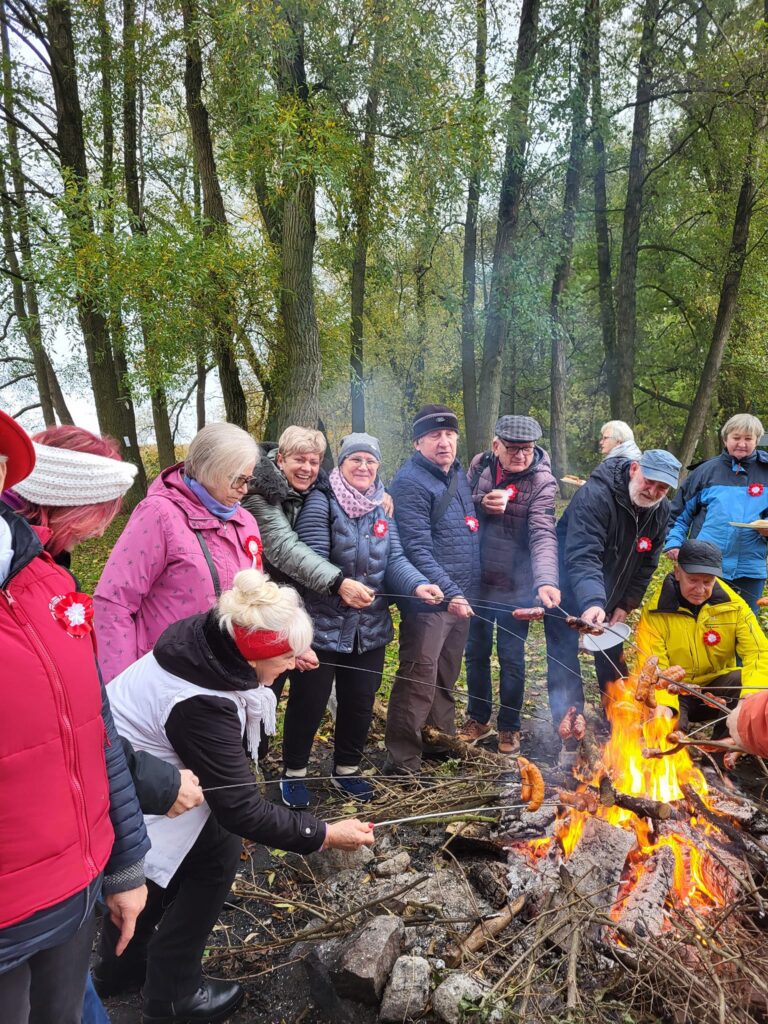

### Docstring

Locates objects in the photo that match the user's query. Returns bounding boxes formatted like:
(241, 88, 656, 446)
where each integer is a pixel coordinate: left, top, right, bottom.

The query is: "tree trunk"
(349, 11, 384, 433)
(476, 0, 540, 445)
(123, 0, 175, 466)
(181, 0, 248, 429)
(461, 0, 487, 458)
(612, 0, 660, 424)
(677, 108, 767, 469)
(45, 0, 146, 501)
(549, 0, 593, 484)
(196, 352, 207, 431)
(590, 0, 617, 413)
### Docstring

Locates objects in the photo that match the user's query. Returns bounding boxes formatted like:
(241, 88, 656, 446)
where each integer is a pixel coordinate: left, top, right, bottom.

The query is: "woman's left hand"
(296, 649, 320, 672)
(382, 492, 394, 517)
(414, 583, 443, 605)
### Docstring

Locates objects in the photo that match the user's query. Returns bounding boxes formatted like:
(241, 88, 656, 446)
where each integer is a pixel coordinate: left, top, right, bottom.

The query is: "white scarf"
(242, 685, 277, 762)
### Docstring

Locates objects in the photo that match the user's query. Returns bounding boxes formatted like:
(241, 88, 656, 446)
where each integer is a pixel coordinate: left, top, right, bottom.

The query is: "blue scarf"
(183, 474, 239, 521)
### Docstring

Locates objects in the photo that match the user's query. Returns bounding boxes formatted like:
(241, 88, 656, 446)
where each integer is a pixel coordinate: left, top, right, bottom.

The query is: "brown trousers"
(385, 609, 470, 771)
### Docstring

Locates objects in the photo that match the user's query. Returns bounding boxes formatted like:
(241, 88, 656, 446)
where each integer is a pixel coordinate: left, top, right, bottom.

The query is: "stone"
(307, 844, 375, 881)
(432, 973, 502, 1024)
(294, 938, 379, 1024)
(379, 955, 431, 1021)
(374, 852, 411, 878)
(331, 915, 405, 1004)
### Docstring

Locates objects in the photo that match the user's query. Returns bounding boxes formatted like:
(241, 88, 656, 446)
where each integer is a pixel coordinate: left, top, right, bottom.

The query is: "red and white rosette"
(703, 629, 721, 647)
(372, 518, 389, 538)
(505, 484, 518, 502)
(748, 482, 764, 497)
(49, 592, 95, 638)
(636, 536, 653, 553)
(465, 515, 480, 533)
(244, 534, 263, 569)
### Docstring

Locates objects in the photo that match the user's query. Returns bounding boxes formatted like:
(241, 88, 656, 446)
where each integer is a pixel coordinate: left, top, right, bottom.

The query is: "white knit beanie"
(13, 442, 138, 506)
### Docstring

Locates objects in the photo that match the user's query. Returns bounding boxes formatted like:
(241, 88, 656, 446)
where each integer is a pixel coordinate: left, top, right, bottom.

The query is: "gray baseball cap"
(639, 449, 681, 489)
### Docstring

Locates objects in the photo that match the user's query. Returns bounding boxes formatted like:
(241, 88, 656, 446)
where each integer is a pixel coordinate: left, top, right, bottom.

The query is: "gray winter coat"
(241, 450, 342, 594)
(296, 482, 427, 653)
(468, 446, 559, 605)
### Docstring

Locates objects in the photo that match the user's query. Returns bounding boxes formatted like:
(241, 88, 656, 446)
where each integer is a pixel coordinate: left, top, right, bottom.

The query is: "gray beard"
(628, 479, 663, 509)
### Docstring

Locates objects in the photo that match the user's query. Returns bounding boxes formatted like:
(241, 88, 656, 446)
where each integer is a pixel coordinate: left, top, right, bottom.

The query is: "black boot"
(142, 979, 244, 1024)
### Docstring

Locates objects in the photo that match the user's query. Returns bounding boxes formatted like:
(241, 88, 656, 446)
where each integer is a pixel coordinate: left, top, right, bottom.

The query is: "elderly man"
(544, 449, 681, 738)
(383, 404, 480, 774)
(636, 539, 768, 733)
(458, 415, 560, 755)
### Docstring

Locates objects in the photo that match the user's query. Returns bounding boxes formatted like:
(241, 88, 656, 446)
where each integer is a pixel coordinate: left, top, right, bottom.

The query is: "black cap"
(678, 539, 723, 576)
(412, 404, 459, 440)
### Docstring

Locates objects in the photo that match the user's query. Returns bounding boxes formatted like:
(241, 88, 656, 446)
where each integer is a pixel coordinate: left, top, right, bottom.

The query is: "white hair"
(217, 569, 313, 656)
(184, 423, 259, 491)
(721, 413, 764, 444)
(601, 420, 635, 444)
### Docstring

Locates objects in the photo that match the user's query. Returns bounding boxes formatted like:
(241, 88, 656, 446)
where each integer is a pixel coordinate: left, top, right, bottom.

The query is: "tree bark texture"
(677, 110, 767, 469)
(461, 0, 487, 458)
(477, 0, 540, 445)
(589, 0, 617, 414)
(349, 10, 384, 433)
(45, 0, 145, 502)
(612, 0, 660, 425)
(181, 0, 248, 429)
(549, 0, 593, 485)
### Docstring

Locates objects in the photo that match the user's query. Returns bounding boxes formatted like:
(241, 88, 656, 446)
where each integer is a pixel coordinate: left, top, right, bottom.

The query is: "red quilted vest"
(0, 549, 114, 928)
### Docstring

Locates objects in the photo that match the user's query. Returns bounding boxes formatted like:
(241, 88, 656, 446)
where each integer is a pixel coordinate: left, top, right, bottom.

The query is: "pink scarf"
(329, 466, 385, 518)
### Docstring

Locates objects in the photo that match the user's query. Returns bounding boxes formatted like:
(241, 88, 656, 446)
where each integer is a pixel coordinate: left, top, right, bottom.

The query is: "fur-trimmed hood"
(247, 448, 327, 508)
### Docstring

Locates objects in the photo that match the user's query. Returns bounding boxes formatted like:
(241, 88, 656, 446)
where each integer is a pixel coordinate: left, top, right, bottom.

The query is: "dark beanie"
(412, 404, 459, 440)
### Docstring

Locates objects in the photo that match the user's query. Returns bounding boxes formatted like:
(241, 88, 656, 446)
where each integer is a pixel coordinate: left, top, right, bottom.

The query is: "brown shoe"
(498, 730, 521, 755)
(457, 719, 495, 745)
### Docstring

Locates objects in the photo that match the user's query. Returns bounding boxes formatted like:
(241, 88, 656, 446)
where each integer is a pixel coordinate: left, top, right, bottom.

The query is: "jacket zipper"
(2, 587, 98, 877)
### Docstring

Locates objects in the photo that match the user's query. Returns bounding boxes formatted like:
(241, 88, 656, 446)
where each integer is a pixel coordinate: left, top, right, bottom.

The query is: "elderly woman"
(94, 422, 262, 681)
(598, 420, 642, 461)
(665, 413, 768, 613)
(98, 570, 374, 1024)
(280, 433, 443, 808)
(0, 411, 149, 1024)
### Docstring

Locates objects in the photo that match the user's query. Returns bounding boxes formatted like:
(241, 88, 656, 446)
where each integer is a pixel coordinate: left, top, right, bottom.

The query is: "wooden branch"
(421, 726, 511, 767)
(598, 776, 673, 821)
(681, 784, 768, 864)
(635, 382, 692, 411)
(444, 895, 526, 967)
(11, 401, 39, 417)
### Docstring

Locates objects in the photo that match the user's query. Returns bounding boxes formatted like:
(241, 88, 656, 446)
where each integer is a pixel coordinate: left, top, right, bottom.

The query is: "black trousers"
(257, 669, 290, 762)
(282, 646, 386, 771)
(98, 814, 242, 1002)
(0, 908, 95, 1024)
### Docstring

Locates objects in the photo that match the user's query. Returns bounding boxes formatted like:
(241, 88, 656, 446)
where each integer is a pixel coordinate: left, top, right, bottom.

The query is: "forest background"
(1, 0, 767, 508)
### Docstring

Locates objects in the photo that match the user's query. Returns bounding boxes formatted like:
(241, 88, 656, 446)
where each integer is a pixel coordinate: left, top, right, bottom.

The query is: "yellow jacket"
(635, 575, 768, 711)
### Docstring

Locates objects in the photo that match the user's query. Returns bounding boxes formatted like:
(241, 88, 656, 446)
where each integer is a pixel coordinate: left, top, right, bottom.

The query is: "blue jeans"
(465, 607, 529, 732)
(82, 973, 110, 1024)
(728, 576, 765, 616)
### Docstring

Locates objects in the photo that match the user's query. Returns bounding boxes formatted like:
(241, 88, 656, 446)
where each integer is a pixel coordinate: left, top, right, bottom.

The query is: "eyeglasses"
(499, 442, 534, 455)
(230, 474, 255, 490)
(346, 456, 380, 469)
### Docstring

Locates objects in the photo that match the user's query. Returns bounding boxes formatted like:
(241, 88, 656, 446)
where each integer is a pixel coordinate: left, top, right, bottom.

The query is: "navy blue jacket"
(665, 449, 768, 581)
(558, 458, 670, 614)
(389, 453, 480, 612)
(296, 483, 427, 652)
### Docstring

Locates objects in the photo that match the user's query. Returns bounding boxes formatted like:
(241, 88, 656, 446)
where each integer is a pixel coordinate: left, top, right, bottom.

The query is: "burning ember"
(511, 668, 737, 929)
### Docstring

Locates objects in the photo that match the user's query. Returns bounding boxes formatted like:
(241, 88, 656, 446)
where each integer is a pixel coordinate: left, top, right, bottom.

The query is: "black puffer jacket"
(295, 481, 427, 653)
(558, 458, 670, 614)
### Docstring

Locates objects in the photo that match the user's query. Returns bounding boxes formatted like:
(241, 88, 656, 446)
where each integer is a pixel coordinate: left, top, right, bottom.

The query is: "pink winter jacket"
(94, 465, 260, 682)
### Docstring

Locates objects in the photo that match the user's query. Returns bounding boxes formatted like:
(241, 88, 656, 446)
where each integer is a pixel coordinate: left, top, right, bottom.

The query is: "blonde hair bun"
(217, 569, 312, 657)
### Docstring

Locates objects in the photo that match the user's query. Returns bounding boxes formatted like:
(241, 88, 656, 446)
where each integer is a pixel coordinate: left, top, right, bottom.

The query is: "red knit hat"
(0, 409, 35, 489)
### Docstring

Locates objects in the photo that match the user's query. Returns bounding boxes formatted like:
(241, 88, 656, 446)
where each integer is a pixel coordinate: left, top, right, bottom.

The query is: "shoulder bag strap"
(194, 529, 221, 598)
(430, 471, 460, 529)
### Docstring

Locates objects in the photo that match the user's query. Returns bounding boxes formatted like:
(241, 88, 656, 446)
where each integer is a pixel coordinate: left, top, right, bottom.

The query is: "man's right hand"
(665, 547, 680, 562)
(167, 769, 204, 818)
(482, 489, 508, 515)
(447, 596, 474, 618)
(581, 606, 606, 626)
(323, 819, 375, 850)
(338, 579, 375, 608)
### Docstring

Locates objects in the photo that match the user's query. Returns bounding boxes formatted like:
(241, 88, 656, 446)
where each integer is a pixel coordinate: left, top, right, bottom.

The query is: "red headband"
(232, 625, 293, 662)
